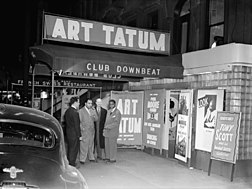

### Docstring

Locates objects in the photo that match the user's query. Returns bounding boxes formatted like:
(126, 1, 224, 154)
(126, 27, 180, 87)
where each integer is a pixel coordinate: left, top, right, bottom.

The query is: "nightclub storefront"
(28, 13, 183, 120)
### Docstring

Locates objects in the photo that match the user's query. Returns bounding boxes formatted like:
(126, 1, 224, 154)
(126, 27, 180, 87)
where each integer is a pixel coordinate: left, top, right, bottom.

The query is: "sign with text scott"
(111, 91, 144, 146)
(211, 112, 241, 163)
(44, 13, 170, 55)
(175, 91, 192, 162)
(195, 89, 224, 152)
(143, 89, 165, 149)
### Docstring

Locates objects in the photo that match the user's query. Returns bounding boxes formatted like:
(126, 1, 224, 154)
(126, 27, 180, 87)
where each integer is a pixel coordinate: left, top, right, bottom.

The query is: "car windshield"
(0, 121, 55, 148)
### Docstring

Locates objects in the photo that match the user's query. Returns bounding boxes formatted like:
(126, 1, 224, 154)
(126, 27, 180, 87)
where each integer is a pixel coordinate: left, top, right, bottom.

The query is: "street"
(79, 148, 252, 189)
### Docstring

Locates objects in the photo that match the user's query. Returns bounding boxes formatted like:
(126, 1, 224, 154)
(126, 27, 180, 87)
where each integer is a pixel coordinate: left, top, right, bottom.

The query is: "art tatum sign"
(43, 14, 170, 55)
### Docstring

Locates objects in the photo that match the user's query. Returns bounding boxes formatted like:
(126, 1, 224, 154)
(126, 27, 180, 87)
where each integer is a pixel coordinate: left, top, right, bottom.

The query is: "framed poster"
(175, 90, 193, 162)
(111, 91, 144, 146)
(211, 112, 241, 163)
(195, 89, 224, 152)
(162, 91, 179, 150)
(143, 89, 165, 149)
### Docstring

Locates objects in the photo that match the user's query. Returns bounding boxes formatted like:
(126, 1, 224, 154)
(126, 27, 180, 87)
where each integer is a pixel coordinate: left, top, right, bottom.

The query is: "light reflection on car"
(0, 103, 88, 189)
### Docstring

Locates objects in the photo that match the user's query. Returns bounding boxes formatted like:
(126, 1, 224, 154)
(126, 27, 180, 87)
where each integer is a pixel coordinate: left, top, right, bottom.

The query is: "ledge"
(183, 43, 252, 75)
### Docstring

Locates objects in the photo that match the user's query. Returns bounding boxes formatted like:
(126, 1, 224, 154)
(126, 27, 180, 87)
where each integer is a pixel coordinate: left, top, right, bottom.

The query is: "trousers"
(105, 137, 117, 161)
(80, 130, 95, 162)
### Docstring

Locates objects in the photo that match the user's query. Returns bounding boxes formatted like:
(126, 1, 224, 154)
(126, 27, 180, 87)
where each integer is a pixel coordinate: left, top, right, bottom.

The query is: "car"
(0, 103, 88, 189)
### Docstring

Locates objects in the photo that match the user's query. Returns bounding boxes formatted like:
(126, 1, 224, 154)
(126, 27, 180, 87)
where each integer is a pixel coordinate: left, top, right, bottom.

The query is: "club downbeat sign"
(143, 89, 165, 149)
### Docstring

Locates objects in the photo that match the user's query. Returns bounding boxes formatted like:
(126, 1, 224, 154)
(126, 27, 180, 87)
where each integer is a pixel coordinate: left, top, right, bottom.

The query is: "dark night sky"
(3, 0, 75, 81)
(3, 1, 30, 81)
(4, 4, 24, 58)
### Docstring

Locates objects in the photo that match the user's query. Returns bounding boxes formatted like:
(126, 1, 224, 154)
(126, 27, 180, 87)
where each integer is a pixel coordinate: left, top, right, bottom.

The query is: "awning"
(29, 44, 183, 79)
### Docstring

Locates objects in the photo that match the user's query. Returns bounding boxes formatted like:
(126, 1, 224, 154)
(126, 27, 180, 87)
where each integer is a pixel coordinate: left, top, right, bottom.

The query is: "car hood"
(0, 153, 65, 189)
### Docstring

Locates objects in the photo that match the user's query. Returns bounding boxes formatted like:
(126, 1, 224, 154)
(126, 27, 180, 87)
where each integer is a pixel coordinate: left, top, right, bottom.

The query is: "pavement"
(79, 148, 252, 189)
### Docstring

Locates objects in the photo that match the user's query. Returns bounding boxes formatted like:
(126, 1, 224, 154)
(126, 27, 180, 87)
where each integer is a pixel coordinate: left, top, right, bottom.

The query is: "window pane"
(209, 0, 224, 25)
(0, 122, 55, 148)
(127, 19, 137, 27)
(209, 24, 224, 47)
(181, 22, 188, 53)
(148, 11, 158, 29)
(180, 0, 190, 16)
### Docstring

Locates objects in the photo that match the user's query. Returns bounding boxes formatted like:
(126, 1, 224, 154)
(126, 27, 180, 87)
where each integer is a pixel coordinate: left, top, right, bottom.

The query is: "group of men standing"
(64, 97, 121, 168)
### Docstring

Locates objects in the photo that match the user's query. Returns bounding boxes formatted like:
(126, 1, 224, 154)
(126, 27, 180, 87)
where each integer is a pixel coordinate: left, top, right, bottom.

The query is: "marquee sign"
(43, 14, 170, 55)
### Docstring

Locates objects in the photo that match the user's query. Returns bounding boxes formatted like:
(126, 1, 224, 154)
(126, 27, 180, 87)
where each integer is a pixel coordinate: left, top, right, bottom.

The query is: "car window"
(0, 121, 55, 148)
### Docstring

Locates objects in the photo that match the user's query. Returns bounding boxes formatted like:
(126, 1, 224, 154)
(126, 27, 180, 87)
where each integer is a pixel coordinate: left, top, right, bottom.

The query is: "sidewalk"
(79, 148, 252, 189)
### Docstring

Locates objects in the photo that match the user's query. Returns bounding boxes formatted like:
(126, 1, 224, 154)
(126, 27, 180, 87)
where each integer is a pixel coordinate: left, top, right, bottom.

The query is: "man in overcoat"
(94, 98, 107, 160)
(64, 96, 81, 167)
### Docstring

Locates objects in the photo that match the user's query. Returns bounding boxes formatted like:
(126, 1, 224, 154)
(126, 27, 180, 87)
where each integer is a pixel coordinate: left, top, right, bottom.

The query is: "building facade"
(14, 0, 252, 178)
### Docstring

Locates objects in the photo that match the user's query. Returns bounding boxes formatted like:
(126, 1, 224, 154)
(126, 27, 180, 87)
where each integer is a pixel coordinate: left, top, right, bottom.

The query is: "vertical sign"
(143, 89, 165, 149)
(163, 91, 180, 151)
(175, 91, 192, 162)
(195, 89, 224, 152)
(111, 91, 144, 146)
(211, 112, 241, 163)
(167, 92, 180, 141)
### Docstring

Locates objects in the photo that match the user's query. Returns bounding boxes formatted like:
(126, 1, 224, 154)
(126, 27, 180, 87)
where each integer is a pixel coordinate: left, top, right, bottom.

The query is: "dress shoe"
(109, 160, 116, 163)
(80, 161, 85, 164)
(75, 164, 81, 169)
(89, 159, 97, 163)
(104, 159, 110, 163)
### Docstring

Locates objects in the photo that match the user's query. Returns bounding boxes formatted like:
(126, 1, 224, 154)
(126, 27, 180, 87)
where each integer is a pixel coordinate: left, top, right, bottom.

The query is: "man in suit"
(94, 98, 107, 160)
(79, 99, 98, 163)
(64, 96, 81, 167)
(103, 99, 121, 163)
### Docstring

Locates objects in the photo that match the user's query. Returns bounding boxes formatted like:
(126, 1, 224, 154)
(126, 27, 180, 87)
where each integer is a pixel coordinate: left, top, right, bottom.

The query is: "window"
(180, 0, 190, 16)
(0, 121, 55, 148)
(173, 0, 190, 54)
(147, 10, 159, 30)
(209, 0, 224, 47)
(127, 19, 137, 27)
(180, 0, 190, 53)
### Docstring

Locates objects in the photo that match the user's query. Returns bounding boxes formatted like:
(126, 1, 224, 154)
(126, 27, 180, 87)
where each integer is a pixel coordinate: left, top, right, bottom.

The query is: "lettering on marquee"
(85, 62, 161, 77)
(44, 14, 170, 55)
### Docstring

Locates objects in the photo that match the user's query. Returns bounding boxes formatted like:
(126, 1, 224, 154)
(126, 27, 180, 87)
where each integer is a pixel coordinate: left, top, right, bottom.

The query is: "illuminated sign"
(43, 14, 170, 55)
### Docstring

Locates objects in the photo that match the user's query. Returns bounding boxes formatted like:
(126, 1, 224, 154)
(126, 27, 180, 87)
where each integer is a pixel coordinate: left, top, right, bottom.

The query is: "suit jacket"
(95, 107, 107, 148)
(79, 107, 98, 136)
(103, 108, 121, 138)
(64, 107, 81, 141)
